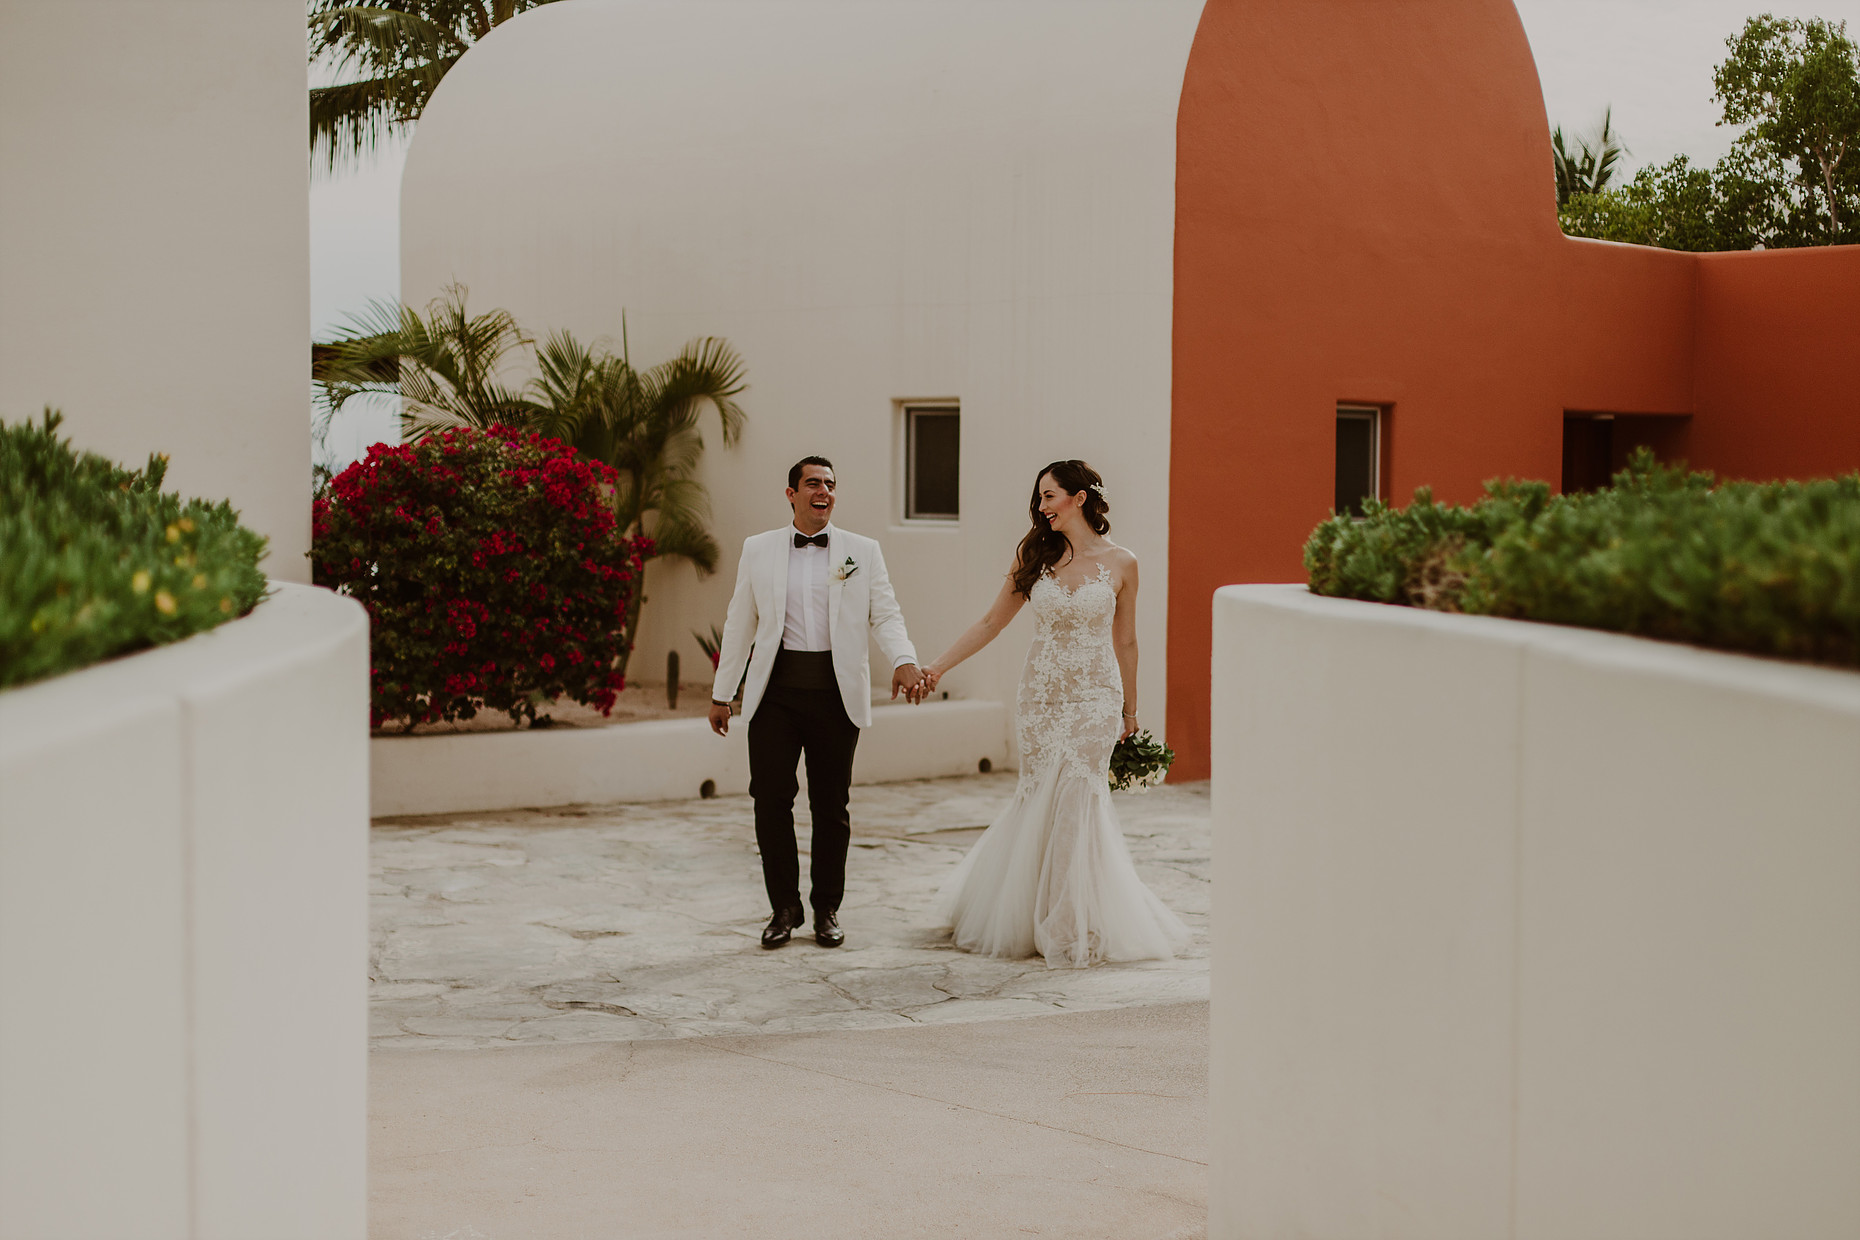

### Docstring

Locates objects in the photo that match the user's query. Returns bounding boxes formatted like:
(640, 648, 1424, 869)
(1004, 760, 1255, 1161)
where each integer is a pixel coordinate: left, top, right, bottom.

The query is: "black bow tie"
(793, 531, 830, 549)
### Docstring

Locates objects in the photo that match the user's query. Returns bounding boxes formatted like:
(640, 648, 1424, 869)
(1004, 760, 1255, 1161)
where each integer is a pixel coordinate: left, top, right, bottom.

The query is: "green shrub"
(1305, 450, 1860, 668)
(0, 409, 269, 690)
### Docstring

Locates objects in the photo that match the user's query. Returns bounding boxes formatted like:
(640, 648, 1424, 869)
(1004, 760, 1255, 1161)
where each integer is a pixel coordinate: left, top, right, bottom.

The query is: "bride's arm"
(923, 575, 1024, 688)
(1112, 556, 1140, 740)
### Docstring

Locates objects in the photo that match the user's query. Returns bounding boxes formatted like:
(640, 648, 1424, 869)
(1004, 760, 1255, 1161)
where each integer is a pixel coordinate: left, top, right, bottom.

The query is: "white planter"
(370, 698, 1010, 817)
(0, 583, 369, 1240)
(1210, 585, 1860, 1240)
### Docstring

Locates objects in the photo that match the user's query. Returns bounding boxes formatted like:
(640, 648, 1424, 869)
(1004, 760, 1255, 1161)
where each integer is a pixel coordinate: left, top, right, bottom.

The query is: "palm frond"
(639, 337, 749, 447)
(311, 67, 449, 172)
(309, 6, 464, 73)
(308, 0, 571, 171)
(313, 285, 544, 442)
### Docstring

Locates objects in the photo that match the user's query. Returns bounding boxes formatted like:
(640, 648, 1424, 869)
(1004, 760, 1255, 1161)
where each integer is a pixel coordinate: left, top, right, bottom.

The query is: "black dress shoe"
(762, 903, 806, 949)
(814, 909, 845, 948)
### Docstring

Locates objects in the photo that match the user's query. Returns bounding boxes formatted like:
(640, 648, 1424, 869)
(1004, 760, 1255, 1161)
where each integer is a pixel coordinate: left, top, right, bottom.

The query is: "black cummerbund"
(769, 647, 837, 691)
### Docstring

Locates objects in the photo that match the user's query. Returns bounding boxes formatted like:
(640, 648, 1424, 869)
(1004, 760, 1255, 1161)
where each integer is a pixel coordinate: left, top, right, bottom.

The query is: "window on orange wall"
(1335, 405, 1382, 517)
(902, 403, 960, 521)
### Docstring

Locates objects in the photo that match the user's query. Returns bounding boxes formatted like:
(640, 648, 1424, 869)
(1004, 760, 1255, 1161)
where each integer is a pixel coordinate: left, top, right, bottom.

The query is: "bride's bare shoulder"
(1102, 543, 1139, 572)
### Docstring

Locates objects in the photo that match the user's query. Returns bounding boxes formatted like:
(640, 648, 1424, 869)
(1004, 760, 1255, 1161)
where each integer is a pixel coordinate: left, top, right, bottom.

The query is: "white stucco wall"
(371, 699, 1007, 816)
(400, 0, 1202, 742)
(0, 585, 370, 1239)
(1210, 585, 1860, 1240)
(0, 0, 310, 582)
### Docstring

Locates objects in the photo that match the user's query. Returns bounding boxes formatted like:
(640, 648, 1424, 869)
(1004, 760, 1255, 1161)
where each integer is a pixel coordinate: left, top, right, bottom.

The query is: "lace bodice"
(1016, 563, 1122, 787)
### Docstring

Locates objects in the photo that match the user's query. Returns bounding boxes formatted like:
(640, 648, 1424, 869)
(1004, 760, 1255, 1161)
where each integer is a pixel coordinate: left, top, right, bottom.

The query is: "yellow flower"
(219, 597, 233, 614)
(154, 590, 177, 615)
(131, 570, 151, 593)
(177, 517, 195, 534)
(165, 525, 181, 543)
(192, 574, 207, 590)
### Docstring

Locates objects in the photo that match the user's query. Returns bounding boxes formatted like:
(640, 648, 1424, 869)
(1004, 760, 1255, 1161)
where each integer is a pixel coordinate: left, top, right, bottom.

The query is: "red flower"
(309, 426, 647, 730)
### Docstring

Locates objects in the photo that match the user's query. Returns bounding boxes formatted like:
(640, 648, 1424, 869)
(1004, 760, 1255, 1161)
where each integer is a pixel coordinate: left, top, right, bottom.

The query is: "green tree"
(312, 284, 539, 443)
(313, 288, 748, 674)
(308, 0, 564, 173)
(530, 329, 747, 675)
(1714, 14, 1860, 240)
(1553, 107, 1628, 206)
(1559, 13, 1860, 251)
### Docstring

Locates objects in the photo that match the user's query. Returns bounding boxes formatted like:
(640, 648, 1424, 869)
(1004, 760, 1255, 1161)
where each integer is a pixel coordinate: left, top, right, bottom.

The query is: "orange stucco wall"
(1169, 0, 1860, 781)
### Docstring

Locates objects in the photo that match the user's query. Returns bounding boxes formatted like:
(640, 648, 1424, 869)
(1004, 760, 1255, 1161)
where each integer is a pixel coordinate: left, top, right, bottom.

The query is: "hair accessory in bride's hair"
(1090, 482, 1109, 503)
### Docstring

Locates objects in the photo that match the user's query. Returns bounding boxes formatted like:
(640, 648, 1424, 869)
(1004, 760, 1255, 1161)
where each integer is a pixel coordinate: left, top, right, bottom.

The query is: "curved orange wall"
(1169, 0, 1860, 781)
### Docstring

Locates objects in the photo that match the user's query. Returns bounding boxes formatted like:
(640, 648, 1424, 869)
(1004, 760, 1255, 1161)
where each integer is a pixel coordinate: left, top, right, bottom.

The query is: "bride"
(920, 460, 1189, 967)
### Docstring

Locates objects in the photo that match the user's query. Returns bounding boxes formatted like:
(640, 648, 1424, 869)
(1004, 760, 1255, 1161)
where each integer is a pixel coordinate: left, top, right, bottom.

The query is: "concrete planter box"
(0, 583, 369, 1239)
(1210, 585, 1860, 1240)
(370, 699, 1011, 817)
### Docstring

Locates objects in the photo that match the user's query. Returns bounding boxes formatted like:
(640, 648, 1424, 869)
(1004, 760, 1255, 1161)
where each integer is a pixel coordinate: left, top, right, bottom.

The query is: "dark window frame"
(902, 402, 960, 522)
(1335, 404, 1383, 518)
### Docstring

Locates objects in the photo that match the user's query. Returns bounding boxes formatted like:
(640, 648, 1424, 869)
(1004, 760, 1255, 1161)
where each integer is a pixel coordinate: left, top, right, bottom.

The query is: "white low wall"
(370, 698, 1010, 818)
(1210, 585, 1860, 1240)
(0, 584, 369, 1239)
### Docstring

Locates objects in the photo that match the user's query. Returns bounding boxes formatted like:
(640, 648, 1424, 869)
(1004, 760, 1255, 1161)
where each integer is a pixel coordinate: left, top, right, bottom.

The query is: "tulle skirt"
(931, 762, 1190, 968)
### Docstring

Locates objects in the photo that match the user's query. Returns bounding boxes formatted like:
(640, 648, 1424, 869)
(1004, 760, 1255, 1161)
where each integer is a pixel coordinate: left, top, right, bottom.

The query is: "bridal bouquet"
(1109, 730, 1175, 793)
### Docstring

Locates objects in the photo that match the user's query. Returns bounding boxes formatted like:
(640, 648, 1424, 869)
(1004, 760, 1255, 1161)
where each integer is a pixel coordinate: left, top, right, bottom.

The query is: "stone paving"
(371, 772, 1210, 1049)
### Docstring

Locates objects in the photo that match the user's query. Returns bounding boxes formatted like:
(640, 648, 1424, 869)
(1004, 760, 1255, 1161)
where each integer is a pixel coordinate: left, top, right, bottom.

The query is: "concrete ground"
(371, 773, 1209, 1048)
(371, 1002, 1208, 1240)
(370, 773, 1211, 1238)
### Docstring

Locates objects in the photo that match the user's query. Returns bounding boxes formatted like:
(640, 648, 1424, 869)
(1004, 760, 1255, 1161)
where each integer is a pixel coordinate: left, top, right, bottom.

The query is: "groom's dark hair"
(788, 456, 834, 490)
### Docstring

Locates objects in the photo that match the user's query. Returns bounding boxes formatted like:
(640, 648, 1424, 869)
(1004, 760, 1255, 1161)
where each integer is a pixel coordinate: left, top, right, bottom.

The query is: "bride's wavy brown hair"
(1010, 460, 1110, 598)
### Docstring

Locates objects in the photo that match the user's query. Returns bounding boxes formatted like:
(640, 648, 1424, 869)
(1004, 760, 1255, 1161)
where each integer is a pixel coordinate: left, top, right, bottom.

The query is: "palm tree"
(313, 284, 540, 443)
(530, 327, 748, 674)
(309, 0, 565, 173)
(1553, 107, 1629, 206)
(314, 289, 749, 674)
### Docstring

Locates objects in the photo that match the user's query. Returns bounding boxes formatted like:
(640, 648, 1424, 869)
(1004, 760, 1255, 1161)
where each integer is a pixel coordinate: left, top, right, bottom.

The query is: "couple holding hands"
(707, 456, 1187, 968)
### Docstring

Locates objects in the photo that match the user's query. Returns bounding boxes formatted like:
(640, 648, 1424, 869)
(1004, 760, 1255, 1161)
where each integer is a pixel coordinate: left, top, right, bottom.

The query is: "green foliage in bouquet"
(312, 425, 650, 730)
(1305, 449, 1860, 668)
(0, 410, 268, 691)
(1110, 729, 1176, 793)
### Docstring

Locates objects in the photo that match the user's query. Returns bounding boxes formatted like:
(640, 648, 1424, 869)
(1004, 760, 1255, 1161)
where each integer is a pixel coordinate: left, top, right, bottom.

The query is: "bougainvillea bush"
(1305, 449, 1860, 669)
(312, 425, 649, 730)
(1, 409, 267, 690)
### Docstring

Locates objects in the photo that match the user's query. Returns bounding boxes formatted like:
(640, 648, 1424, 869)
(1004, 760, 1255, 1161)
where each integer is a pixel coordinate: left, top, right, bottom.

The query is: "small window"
(903, 404, 960, 520)
(1335, 406, 1381, 517)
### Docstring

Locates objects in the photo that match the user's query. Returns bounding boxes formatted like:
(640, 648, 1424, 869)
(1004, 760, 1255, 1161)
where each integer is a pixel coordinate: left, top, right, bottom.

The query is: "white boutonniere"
(833, 556, 859, 582)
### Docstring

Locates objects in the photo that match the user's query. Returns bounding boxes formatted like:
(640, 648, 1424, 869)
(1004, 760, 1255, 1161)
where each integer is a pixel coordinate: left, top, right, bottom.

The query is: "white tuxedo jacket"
(710, 526, 917, 729)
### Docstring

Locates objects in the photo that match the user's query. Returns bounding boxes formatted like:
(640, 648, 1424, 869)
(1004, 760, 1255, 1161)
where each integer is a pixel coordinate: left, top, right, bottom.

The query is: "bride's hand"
(920, 666, 943, 696)
(1118, 714, 1139, 742)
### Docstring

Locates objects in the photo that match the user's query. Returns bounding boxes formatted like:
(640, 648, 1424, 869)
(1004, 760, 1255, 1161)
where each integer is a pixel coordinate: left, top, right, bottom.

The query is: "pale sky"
(309, 1, 1860, 465)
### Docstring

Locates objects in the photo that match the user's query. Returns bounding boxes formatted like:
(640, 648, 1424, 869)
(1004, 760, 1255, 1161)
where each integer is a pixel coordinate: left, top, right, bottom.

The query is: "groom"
(708, 457, 926, 949)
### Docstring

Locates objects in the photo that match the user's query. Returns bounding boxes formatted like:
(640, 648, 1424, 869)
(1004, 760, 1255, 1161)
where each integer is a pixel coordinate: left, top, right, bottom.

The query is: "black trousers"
(747, 652, 859, 915)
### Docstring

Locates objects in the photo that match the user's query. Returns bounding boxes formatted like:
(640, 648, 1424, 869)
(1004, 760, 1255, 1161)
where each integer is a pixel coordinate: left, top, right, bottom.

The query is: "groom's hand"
(707, 701, 732, 736)
(891, 663, 923, 703)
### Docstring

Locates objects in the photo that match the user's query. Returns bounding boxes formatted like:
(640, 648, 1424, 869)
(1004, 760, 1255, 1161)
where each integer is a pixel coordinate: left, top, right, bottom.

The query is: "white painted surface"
(0, 0, 310, 581)
(0, 585, 369, 1239)
(399, 0, 1202, 746)
(1209, 585, 1860, 1239)
(370, 699, 1008, 818)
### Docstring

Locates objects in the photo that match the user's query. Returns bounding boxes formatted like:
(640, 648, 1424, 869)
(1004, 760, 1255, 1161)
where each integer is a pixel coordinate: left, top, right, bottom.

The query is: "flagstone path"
(370, 772, 1210, 1050)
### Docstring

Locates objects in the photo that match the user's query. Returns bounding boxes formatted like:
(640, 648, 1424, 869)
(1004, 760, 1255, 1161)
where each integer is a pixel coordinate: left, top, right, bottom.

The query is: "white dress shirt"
(782, 523, 833, 651)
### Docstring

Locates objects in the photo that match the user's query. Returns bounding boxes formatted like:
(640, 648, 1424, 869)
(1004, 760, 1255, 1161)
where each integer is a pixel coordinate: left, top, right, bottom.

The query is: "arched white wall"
(0, 0, 310, 582)
(401, 0, 1202, 741)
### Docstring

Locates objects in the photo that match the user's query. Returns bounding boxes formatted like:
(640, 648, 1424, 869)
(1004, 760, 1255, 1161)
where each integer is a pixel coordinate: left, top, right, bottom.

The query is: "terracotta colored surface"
(1168, 0, 1860, 780)
(1693, 247, 1860, 482)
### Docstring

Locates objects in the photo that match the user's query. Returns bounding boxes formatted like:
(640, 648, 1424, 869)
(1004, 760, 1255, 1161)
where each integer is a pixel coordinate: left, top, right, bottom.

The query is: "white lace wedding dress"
(932, 565, 1190, 967)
